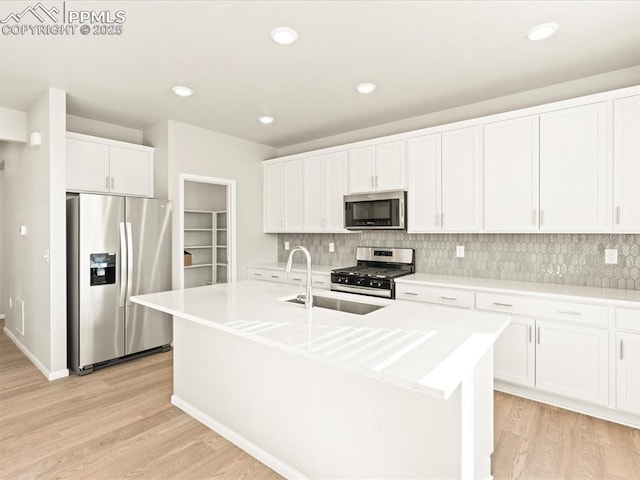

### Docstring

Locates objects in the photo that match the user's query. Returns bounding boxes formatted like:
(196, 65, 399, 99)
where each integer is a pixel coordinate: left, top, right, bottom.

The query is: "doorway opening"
(179, 174, 236, 289)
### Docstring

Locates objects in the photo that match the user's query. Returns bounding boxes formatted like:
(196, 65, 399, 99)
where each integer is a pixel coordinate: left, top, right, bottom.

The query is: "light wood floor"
(2, 319, 639, 479)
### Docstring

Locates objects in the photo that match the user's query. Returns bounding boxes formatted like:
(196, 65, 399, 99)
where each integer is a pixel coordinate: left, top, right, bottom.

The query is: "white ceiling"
(1, 0, 639, 148)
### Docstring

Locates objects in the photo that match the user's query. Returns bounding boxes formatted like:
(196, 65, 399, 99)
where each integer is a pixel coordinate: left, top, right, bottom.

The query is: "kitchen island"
(131, 281, 510, 479)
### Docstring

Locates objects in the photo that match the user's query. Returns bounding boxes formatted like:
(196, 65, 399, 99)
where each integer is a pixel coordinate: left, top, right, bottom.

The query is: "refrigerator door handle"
(119, 222, 127, 307)
(126, 222, 133, 306)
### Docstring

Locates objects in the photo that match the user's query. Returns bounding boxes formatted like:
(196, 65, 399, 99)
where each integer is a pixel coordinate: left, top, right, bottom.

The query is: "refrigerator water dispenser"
(90, 253, 116, 286)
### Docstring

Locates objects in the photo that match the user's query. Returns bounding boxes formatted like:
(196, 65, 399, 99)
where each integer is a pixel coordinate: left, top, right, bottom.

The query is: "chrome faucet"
(285, 245, 313, 309)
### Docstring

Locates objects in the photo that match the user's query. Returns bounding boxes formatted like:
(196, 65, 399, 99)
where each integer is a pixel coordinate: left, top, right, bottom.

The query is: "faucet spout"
(285, 246, 313, 309)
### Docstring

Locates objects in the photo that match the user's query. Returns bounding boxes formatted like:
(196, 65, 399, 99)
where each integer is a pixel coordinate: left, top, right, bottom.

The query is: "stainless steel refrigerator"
(67, 193, 172, 375)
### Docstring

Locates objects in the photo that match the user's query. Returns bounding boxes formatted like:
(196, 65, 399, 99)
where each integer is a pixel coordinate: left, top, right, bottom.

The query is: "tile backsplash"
(277, 232, 640, 290)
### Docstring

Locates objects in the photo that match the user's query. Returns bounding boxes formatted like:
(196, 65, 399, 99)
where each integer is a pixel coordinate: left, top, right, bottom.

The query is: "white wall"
(144, 120, 278, 285)
(0, 106, 26, 143)
(184, 181, 227, 212)
(143, 121, 169, 199)
(3, 88, 67, 380)
(277, 65, 640, 156)
(66, 114, 143, 144)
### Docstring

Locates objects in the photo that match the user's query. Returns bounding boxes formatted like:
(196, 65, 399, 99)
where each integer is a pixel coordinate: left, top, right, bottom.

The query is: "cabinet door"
(539, 102, 609, 231)
(324, 151, 348, 230)
(303, 155, 326, 231)
(441, 126, 482, 231)
(347, 146, 376, 193)
(535, 320, 609, 406)
(407, 134, 442, 232)
(375, 141, 406, 191)
(66, 137, 110, 193)
(613, 95, 640, 231)
(484, 116, 539, 231)
(109, 146, 153, 197)
(617, 332, 640, 415)
(494, 317, 535, 386)
(283, 159, 304, 231)
(263, 162, 285, 232)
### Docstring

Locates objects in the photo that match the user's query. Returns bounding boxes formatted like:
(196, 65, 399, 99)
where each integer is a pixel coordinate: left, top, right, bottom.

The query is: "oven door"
(344, 191, 406, 230)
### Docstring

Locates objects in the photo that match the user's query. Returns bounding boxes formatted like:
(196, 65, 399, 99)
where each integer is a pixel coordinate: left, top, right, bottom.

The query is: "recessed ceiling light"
(172, 85, 194, 97)
(526, 22, 559, 41)
(259, 115, 275, 124)
(271, 27, 298, 45)
(356, 83, 376, 94)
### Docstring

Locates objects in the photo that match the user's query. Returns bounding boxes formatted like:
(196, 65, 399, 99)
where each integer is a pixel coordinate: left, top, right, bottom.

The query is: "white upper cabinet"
(263, 159, 304, 232)
(408, 127, 482, 232)
(613, 95, 640, 231)
(539, 102, 610, 232)
(66, 132, 154, 197)
(484, 116, 540, 231)
(304, 151, 348, 232)
(347, 140, 406, 193)
(66, 136, 110, 193)
(407, 134, 442, 232)
(441, 126, 482, 231)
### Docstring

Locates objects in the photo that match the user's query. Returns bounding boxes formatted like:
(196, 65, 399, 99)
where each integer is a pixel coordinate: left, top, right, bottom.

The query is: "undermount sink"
(286, 295, 385, 315)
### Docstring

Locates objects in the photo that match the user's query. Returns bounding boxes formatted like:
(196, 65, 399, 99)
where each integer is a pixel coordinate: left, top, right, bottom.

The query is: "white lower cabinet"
(494, 317, 535, 386)
(535, 320, 609, 406)
(248, 266, 330, 290)
(616, 332, 640, 415)
(477, 292, 609, 406)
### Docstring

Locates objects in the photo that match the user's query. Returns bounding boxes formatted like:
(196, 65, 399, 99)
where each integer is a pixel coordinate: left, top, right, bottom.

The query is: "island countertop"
(132, 281, 510, 400)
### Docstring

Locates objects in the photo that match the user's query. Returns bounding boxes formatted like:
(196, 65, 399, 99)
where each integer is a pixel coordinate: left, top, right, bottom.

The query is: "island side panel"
(172, 316, 467, 479)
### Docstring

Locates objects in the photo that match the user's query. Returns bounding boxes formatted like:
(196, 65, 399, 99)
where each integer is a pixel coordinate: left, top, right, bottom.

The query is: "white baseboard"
(171, 394, 307, 479)
(495, 381, 640, 429)
(3, 326, 69, 381)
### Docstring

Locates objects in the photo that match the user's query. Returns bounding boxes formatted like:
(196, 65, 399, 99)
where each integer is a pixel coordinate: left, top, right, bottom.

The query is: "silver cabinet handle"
(540, 209, 544, 226)
(106, 176, 110, 189)
(315, 281, 326, 285)
(620, 339, 624, 360)
(371, 175, 375, 188)
(440, 296, 457, 301)
(537, 327, 541, 345)
(291, 277, 302, 282)
(558, 310, 582, 316)
(403, 292, 419, 296)
(528, 325, 532, 343)
(110, 176, 115, 189)
(616, 206, 621, 225)
(253, 273, 263, 277)
(270, 275, 280, 279)
(493, 302, 513, 307)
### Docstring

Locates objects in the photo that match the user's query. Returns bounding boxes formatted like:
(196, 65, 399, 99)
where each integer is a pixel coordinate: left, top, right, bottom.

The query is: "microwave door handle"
(400, 197, 405, 228)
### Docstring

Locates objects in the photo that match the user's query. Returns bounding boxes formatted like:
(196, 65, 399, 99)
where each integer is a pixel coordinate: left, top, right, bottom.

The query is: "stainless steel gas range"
(330, 247, 415, 299)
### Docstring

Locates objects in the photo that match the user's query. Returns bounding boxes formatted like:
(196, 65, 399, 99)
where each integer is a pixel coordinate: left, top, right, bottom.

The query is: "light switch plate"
(329, 242, 335, 253)
(284, 241, 290, 251)
(456, 245, 465, 258)
(605, 249, 618, 264)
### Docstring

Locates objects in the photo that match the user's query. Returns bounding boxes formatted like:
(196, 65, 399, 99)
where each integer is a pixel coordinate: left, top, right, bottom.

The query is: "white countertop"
(397, 273, 640, 306)
(249, 262, 334, 274)
(132, 281, 510, 400)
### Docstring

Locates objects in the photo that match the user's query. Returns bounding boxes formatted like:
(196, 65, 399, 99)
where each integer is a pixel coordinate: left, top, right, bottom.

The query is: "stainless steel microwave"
(344, 190, 406, 230)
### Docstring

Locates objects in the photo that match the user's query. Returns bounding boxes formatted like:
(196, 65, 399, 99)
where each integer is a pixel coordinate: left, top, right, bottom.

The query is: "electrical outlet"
(284, 241, 290, 251)
(8, 297, 12, 309)
(456, 245, 465, 258)
(605, 249, 618, 265)
(329, 242, 335, 253)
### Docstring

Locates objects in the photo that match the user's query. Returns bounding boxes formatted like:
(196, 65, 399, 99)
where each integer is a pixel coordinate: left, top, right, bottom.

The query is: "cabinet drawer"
(396, 283, 474, 309)
(476, 292, 608, 327)
(287, 272, 306, 285)
(616, 308, 640, 333)
(312, 273, 330, 290)
(248, 268, 287, 283)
